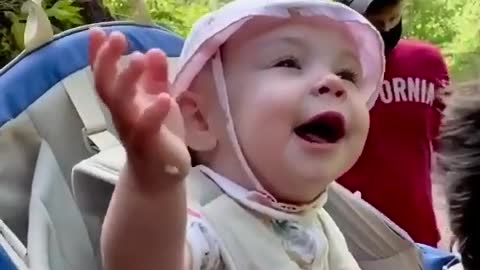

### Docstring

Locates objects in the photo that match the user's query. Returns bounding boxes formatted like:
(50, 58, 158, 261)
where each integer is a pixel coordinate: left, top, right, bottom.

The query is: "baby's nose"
(312, 78, 345, 98)
(317, 86, 345, 97)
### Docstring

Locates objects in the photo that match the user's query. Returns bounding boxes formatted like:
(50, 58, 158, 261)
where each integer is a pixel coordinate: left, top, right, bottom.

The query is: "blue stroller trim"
(0, 21, 184, 127)
(0, 245, 17, 270)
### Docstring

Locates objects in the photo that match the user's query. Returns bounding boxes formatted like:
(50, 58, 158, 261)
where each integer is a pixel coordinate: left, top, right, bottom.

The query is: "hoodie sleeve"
(421, 43, 450, 151)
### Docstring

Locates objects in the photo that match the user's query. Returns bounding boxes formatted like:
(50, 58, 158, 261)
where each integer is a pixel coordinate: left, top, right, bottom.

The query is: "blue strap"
(418, 244, 460, 270)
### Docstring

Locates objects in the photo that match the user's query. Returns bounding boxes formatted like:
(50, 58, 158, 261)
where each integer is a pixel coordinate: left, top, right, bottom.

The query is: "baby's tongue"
(304, 133, 328, 144)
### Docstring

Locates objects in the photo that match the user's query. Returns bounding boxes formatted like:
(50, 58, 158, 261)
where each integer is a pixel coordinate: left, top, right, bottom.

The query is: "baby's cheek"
(359, 106, 370, 137)
(351, 94, 370, 127)
(346, 100, 369, 151)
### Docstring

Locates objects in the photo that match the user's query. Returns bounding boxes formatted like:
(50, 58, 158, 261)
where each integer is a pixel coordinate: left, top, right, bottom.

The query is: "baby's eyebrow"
(277, 36, 308, 48)
(338, 50, 362, 71)
(257, 35, 308, 51)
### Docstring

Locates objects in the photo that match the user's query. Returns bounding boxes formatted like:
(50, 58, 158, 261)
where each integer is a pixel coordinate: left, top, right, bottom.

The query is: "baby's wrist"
(120, 161, 188, 196)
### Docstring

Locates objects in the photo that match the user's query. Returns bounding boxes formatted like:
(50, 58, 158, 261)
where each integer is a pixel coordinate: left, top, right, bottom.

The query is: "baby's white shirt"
(186, 166, 330, 270)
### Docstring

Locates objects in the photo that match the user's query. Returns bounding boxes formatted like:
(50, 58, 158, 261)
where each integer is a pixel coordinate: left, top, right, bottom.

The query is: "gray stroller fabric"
(0, 20, 183, 270)
(71, 145, 425, 270)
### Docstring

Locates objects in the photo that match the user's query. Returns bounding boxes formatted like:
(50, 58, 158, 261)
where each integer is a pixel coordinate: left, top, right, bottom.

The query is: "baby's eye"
(336, 69, 359, 84)
(273, 58, 301, 69)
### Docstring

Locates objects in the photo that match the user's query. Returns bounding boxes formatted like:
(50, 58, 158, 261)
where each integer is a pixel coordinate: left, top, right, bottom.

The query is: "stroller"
(0, 0, 462, 269)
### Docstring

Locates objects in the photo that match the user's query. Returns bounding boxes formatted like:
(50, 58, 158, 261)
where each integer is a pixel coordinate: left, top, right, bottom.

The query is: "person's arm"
(89, 27, 192, 270)
(424, 43, 450, 151)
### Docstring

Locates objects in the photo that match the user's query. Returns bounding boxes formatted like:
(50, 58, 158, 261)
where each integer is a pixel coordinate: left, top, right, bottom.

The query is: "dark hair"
(438, 80, 480, 270)
(365, 0, 403, 15)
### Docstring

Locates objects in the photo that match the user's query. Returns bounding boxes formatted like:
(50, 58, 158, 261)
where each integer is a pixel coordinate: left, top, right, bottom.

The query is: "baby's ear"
(177, 91, 217, 151)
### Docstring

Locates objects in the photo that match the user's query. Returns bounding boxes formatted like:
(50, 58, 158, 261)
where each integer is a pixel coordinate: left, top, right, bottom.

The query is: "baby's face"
(186, 18, 371, 203)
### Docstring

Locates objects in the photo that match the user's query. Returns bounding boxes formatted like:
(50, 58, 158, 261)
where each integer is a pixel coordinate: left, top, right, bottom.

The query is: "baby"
(89, 0, 385, 269)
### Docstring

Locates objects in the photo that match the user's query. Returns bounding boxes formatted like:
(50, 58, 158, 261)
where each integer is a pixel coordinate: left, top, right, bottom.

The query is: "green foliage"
(145, 0, 210, 36)
(403, 0, 459, 46)
(102, 0, 480, 81)
(46, 0, 85, 29)
(444, 1, 480, 80)
(4, 11, 26, 52)
(0, 0, 85, 66)
(1, 0, 479, 82)
(0, 27, 18, 66)
(403, 0, 480, 81)
(102, 0, 212, 36)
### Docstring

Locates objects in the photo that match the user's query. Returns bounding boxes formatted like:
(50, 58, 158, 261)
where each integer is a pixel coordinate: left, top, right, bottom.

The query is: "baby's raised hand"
(90, 28, 191, 270)
(89, 27, 190, 186)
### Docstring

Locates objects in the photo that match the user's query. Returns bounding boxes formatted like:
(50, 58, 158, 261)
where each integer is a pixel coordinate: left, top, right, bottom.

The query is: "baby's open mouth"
(294, 112, 346, 144)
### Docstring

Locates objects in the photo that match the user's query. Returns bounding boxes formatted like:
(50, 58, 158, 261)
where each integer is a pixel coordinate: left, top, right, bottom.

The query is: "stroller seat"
(0, 1, 463, 269)
(0, 1, 183, 269)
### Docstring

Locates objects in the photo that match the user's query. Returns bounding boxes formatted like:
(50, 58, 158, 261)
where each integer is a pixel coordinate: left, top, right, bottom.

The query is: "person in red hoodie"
(336, 0, 450, 247)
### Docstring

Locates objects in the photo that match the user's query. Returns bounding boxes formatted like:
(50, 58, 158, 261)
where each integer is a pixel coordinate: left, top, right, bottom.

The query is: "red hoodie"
(337, 39, 450, 246)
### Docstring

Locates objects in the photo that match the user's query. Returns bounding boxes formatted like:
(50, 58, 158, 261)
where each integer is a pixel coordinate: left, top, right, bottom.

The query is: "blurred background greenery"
(1, 0, 479, 81)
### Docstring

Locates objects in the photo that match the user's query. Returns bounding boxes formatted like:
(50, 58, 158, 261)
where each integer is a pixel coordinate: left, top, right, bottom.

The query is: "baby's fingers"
(129, 94, 190, 178)
(141, 49, 169, 95)
(129, 93, 171, 146)
(93, 32, 127, 105)
(110, 52, 146, 135)
(88, 27, 107, 67)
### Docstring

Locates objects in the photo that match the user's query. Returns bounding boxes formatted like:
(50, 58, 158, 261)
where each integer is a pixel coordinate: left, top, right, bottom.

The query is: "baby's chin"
(261, 167, 337, 205)
(284, 149, 347, 179)
(267, 182, 329, 206)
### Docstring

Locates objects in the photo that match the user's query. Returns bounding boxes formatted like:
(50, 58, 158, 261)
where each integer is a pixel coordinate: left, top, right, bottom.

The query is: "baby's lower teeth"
(305, 133, 327, 143)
